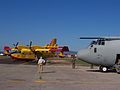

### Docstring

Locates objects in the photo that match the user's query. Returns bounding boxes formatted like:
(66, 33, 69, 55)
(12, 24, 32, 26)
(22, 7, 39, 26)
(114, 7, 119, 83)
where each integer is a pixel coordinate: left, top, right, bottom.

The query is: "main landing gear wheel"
(99, 66, 108, 72)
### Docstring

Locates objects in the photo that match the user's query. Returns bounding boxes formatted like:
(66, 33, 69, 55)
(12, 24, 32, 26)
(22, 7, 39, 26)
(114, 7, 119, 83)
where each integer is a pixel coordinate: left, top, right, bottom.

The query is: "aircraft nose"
(77, 49, 89, 61)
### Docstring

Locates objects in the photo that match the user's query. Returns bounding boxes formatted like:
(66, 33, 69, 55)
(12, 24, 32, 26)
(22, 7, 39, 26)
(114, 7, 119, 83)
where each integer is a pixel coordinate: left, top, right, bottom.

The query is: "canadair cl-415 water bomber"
(77, 37, 120, 74)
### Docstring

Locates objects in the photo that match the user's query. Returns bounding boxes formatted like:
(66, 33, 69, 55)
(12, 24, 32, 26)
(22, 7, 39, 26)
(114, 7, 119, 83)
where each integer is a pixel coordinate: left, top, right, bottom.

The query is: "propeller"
(30, 41, 32, 47)
(13, 42, 19, 49)
(29, 41, 33, 51)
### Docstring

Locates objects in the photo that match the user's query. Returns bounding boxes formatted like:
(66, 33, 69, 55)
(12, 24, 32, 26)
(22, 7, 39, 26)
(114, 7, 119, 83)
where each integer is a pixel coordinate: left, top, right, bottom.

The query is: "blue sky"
(0, 0, 120, 51)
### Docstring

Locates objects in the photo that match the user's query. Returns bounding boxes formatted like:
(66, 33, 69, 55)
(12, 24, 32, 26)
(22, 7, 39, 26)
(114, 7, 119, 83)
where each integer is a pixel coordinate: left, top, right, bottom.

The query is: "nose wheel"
(99, 66, 108, 72)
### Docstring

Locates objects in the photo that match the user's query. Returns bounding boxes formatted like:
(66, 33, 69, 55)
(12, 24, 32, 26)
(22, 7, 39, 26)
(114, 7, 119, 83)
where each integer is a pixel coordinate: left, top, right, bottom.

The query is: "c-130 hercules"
(77, 37, 120, 74)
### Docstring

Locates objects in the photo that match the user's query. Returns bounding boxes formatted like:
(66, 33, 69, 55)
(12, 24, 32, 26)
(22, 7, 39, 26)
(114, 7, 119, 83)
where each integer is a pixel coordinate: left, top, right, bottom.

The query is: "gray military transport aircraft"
(77, 37, 120, 74)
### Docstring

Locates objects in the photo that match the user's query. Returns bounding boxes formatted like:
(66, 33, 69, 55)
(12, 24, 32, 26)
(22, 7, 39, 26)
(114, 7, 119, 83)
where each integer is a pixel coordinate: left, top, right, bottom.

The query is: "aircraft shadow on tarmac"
(0, 58, 37, 65)
(86, 69, 116, 73)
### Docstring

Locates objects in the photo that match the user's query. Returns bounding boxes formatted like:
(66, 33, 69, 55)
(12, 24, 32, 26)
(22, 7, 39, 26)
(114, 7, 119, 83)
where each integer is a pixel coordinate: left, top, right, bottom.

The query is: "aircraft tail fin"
(49, 38, 57, 46)
(3, 46, 11, 55)
(4, 46, 11, 51)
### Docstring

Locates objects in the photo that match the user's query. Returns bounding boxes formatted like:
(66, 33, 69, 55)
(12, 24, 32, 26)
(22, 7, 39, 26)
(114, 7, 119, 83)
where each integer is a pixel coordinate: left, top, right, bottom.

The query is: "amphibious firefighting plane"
(10, 38, 69, 60)
(77, 37, 120, 73)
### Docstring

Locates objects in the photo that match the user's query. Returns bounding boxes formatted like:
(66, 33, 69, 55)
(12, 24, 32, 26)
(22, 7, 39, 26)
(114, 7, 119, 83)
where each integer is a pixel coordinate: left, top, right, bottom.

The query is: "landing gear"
(99, 66, 108, 72)
(114, 64, 120, 74)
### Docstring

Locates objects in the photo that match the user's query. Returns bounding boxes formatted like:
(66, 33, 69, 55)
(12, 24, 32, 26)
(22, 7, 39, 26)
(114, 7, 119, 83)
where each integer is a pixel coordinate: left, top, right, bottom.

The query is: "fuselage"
(77, 40, 120, 66)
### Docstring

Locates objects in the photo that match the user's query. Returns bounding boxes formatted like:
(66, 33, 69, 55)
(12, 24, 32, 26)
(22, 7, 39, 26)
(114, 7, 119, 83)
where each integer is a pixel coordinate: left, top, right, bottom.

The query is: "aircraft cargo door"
(115, 54, 120, 64)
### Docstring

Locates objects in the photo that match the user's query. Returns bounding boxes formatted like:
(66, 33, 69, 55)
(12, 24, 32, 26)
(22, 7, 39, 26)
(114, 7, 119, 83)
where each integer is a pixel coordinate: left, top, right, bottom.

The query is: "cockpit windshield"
(89, 39, 105, 46)
(90, 41, 97, 45)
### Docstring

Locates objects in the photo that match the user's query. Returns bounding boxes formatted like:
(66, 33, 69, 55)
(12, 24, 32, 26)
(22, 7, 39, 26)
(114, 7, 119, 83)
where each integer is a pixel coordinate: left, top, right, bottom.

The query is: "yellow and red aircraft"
(10, 38, 69, 61)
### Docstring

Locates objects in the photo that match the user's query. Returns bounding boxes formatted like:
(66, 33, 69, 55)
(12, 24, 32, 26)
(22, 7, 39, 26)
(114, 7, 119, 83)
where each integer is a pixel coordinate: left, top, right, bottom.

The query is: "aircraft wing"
(79, 37, 120, 41)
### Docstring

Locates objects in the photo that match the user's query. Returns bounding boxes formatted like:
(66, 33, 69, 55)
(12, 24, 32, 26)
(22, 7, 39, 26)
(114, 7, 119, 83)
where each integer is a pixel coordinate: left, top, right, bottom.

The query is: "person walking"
(37, 57, 46, 73)
(71, 55, 76, 69)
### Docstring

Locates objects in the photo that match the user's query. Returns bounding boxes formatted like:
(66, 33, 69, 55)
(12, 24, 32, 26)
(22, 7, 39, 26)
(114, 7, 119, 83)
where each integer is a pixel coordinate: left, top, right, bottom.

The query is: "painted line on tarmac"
(8, 79, 120, 85)
(34, 80, 46, 83)
(33, 79, 120, 85)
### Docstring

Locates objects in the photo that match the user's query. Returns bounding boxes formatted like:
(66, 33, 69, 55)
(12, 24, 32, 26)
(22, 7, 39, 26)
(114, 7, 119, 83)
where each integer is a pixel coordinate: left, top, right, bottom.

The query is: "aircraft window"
(98, 41, 101, 45)
(97, 40, 105, 45)
(94, 48, 97, 53)
(91, 41, 97, 45)
(91, 45, 93, 47)
(89, 41, 97, 47)
(101, 41, 105, 45)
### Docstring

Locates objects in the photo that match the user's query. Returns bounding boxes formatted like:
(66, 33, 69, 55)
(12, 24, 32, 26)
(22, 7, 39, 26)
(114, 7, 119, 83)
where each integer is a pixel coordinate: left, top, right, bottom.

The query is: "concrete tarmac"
(0, 58, 120, 90)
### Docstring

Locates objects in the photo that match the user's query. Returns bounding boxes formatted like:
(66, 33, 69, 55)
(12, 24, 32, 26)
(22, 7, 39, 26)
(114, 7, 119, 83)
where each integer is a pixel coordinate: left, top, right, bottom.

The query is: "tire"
(99, 66, 108, 72)
(102, 67, 108, 72)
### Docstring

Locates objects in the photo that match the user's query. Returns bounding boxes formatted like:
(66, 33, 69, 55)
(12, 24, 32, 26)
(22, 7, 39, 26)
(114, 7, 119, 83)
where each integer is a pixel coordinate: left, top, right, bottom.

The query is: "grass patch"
(47, 57, 91, 66)
(47, 60, 53, 64)
(67, 59, 91, 66)
(75, 59, 91, 66)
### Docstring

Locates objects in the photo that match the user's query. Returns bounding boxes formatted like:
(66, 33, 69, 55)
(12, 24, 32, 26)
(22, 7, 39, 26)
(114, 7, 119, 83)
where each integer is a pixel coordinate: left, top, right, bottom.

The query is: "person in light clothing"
(38, 57, 45, 72)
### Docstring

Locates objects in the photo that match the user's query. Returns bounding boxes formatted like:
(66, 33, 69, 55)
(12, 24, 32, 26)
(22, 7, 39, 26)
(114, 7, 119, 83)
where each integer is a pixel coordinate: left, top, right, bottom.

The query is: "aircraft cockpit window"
(89, 41, 97, 48)
(101, 41, 105, 45)
(90, 45, 93, 47)
(91, 41, 97, 45)
(97, 40, 105, 45)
